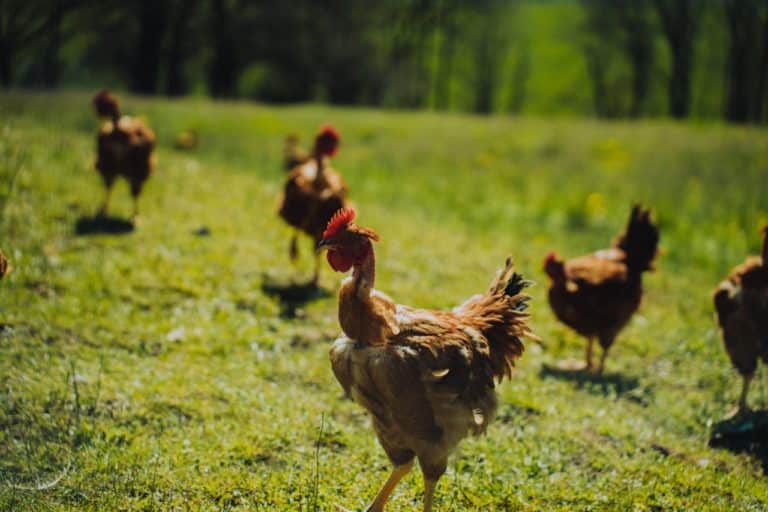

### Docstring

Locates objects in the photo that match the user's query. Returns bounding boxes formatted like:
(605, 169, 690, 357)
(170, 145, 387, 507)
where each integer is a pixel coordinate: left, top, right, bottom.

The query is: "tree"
(723, 0, 768, 123)
(653, 0, 698, 118)
(130, 0, 169, 94)
(207, 0, 247, 98)
(0, 0, 69, 86)
(757, 10, 768, 122)
(582, 0, 654, 118)
(470, 0, 509, 114)
(581, 0, 625, 117)
(165, 0, 200, 96)
(431, 0, 461, 110)
(616, 0, 654, 117)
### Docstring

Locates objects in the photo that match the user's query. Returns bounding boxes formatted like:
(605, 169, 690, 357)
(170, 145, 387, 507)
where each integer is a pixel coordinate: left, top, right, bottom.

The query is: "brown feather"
(278, 159, 349, 243)
(714, 252, 768, 378)
(329, 254, 535, 476)
(545, 205, 658, 353)
(95, 116, 156, 197)
(0, 250, 8, 279)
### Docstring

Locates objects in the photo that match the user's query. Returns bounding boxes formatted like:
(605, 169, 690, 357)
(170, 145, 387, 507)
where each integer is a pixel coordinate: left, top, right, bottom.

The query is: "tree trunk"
(433, 22, 455, 110)
(724, 0, 760, 123)
(0, 41, 12, 87)
(654, 0, 696, 119)
(42, 0, 63, 88)
(131, 0, 169, 94)
(584, 44, 608, 117)
(757, 11, 768, 122)
(474, 37, 495, 114)
(668, 38, 692, 118)
(208, 0, 239, 98)
(473, 9, 503, 115)
(508, 45, 529, 114)
(165, 0, 197, 96)
(622, 3, 653, 118)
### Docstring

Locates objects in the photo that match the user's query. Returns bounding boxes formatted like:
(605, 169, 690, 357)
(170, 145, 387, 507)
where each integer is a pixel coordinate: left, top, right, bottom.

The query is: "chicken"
(0, 250, 8, 279)
(318, 208, 536, 512)
(278, 125, 348, 283)
(92, 89, 156, 222)
(544, 204, 659, 374)
(713, 226, 768, 416)
(174, 129, 198, 150)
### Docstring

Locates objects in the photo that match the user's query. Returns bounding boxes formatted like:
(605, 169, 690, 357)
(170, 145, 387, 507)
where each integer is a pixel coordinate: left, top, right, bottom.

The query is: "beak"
(316, 238, 333, 254)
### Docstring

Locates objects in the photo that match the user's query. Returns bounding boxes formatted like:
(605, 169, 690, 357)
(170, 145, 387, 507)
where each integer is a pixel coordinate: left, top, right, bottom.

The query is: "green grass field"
(1, 90, 767, 511)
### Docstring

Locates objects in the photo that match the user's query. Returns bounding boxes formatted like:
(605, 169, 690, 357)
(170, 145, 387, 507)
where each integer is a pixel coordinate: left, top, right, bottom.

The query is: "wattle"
(328, 250, 352, 272)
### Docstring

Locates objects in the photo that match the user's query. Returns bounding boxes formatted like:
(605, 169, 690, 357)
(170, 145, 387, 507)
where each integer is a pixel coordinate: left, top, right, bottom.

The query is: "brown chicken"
(278, 125, 348, 283)
(92, 89, 156, 222)
(318, 208, 536, 512)
(0, 250, 8, 279)
(544, 204, 659, 374)
(713, 226, 768, 416)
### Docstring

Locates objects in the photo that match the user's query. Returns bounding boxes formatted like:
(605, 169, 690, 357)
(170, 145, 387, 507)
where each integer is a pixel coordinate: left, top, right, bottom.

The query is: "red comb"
(314, 124, 340, 157)
(323, 207, 356, 239)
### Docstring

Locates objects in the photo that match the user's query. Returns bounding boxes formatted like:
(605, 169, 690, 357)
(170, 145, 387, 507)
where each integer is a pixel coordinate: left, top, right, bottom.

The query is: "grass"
(0, 90, 767, 511)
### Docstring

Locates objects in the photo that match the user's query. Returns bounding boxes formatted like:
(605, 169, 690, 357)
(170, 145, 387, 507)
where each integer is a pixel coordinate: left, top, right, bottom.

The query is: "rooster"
(319, 208, 536, 512)
(278, 125, 348, 283)
(92, 89, 156, 222)
(544, 204, 659, 374)
(713, 226, 768, 417)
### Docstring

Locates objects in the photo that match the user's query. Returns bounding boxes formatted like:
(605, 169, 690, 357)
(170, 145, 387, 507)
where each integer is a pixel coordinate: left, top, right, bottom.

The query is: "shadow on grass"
(540, 362, 643, 399)
(709, 410, 768, 474)
(75, 215, 134, 235)
(260, 273, 331, 319)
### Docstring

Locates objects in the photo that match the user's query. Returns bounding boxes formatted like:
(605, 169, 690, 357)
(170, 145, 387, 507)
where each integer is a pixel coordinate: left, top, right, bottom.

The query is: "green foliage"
(0, 91, 767, 510)
(5, 0, 764, 121)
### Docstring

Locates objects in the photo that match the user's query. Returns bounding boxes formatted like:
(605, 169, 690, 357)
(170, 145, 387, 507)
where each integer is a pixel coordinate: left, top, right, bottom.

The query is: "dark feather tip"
(505, 272, 532, 297)
(513, 299, 530, 312)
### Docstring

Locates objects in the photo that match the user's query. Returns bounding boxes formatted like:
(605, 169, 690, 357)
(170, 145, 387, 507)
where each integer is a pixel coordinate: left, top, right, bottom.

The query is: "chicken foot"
(335, 460, 414, 512)
(97, 183, 113, 217)
(737, 373, 754, 415)
(422, 478, 438, 512)
(131, 197, 140, 224)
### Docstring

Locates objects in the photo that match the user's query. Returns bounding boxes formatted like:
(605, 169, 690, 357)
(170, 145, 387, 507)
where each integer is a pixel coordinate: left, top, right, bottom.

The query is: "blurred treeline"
(1, 0, 767, 122)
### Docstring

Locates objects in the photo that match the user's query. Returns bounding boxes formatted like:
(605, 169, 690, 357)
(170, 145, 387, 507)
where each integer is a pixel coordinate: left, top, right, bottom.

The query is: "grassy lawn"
(0, 90, 767, 511)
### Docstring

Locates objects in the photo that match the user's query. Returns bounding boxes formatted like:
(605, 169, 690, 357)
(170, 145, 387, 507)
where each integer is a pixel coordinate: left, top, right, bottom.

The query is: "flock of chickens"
(4, 90, 766, 511)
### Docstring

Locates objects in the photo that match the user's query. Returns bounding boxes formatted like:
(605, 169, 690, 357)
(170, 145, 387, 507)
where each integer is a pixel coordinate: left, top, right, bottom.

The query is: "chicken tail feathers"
(713, 281, 738, 329)
(615, 204, 659, 274)
(461, 257, 538, 381)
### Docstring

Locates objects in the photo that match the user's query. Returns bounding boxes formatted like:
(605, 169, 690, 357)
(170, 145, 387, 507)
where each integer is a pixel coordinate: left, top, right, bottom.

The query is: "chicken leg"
(585, 337, 594, 371)
(131, 197, 140, 224)
(130, 180, 143, 224)
(596, 347, 610, 375)
(596, 332, 616, 375)
(289, 233, 299, 261)
(335, 460, 413, 512)
(737, 373, 754, 415)
(97, 182, 114, 217)
(422, 479, 438, 512)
